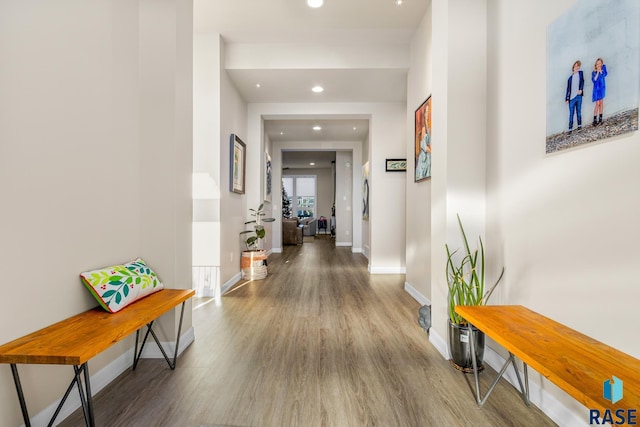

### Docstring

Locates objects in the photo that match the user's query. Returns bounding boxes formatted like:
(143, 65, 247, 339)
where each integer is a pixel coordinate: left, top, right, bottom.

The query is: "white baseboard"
(139, 326, 195, 359)
(271, 247, 283, 253)
(352, 247, 363, 253)
(220, 272, 242, 295)
(335, 242, 352, 247)
(428, 328, 450, 359)
(428, 328, 585, 427)
(404, 282, 431, 306)
(28, 327, 194, 427)
(369, 266, 406, 274)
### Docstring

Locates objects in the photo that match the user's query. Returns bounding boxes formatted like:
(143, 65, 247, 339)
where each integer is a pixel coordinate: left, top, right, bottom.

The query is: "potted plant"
(446, 214, 504, 372)
(239, 204, 275, 280)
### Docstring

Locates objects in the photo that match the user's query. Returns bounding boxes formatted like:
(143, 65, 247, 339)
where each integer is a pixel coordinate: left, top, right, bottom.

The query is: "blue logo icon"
(604, 376, 623, 404)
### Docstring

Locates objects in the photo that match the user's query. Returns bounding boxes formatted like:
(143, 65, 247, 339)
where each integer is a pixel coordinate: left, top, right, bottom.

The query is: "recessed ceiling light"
(307, 0, 323, 8)
(309, 162, 316, 166)
(394, 0, 404, 5)
(353, 127, 357, 130)
(280, 132, 284, 135)
(312, 86, 324, 93)
(256, 83, 261, 88)
(313, 126, 322, 131)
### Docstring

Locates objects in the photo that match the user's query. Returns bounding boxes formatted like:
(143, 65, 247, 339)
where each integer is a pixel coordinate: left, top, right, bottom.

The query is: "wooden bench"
(0, 288, 195, 427)
(455, 305, 640, 414)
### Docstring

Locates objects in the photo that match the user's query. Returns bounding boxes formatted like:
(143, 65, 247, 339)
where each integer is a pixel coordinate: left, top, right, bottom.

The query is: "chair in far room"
(317, 216, 328, 234)
(299, 217, 317, 237)
(282, 218, 303, 245)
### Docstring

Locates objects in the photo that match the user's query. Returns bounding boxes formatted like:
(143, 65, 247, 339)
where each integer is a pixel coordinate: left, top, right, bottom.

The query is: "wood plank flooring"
(59, 236, 557, 426)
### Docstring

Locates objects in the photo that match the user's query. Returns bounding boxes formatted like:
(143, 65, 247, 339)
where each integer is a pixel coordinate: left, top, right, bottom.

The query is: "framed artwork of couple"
(545, 0, 639, 154)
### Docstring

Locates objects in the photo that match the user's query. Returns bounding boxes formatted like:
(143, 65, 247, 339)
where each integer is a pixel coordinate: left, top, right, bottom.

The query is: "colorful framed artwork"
(545, 0, 639, 154)
(415, 95, 432, 182)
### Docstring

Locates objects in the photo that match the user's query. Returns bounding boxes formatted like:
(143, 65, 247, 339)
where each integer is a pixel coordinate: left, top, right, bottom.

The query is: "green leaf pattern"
(81, 258, 164, 313)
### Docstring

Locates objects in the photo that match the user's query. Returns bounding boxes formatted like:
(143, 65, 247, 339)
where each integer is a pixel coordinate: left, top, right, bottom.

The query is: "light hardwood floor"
(60, 236, 557, 426)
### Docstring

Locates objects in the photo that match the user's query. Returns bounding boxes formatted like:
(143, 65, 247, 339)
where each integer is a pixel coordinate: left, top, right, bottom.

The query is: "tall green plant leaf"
(446, 214, 504, 324)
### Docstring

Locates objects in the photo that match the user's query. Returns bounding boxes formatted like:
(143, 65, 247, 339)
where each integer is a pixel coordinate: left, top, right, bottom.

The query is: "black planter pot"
(448, 319, 485, 373)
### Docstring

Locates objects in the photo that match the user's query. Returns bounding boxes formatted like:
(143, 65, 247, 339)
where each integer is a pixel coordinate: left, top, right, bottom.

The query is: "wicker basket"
(241, 250, 268, 280)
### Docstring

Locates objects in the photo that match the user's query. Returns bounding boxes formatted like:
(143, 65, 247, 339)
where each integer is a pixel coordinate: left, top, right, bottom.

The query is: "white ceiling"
(194, 0, 428, 160)
(282, 150, 337, 169)
(226, 68, 409, 105)
(194, 1, 429, 44)
(264, 118, 370, 142)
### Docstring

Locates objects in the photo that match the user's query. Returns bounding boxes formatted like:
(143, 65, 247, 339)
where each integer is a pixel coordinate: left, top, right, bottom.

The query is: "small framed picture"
(385, 158, 407, 172)
(230, 134, 246, 194)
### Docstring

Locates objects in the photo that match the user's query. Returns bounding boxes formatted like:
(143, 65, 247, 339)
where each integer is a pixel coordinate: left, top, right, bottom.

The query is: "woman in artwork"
(415, 101, 431, 181)
(591, 57, 608, 126)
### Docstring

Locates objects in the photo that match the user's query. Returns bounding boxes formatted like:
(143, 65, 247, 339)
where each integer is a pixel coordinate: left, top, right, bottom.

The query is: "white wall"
(219, 46, 249, 284)
(194, 36, 251, 286)
(335, 151, 354, 246)
(139, 0, 193, 333)
(406, 9, 433, 297)
(369, 104, 407, 273)
(193, 34, 222, 270)
(0, 1, 193, 424)
(486, 0, 640, 417)
(429, 0, 489, 347)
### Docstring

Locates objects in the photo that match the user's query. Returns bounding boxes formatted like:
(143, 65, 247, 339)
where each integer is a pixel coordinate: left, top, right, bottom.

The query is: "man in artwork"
(565, 60, 584, 134)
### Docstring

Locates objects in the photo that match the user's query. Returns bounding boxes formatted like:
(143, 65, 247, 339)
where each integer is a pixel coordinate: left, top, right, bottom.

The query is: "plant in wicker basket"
(240, 203, 275, 251)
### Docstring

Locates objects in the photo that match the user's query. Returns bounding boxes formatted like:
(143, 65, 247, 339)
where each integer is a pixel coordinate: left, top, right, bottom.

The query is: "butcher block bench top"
(455, 305, 640, 411)
(0, 289, 195, 366)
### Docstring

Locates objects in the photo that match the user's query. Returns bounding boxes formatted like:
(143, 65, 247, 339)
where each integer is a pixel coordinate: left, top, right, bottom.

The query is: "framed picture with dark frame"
(414, 95, 432, 182)
(230, 134, 246, 194)
(264, 151, 272, 202)
(385, 158, 407, 172)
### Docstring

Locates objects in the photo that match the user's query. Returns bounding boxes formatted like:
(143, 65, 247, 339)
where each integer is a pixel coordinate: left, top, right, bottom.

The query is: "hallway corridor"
(60, 236, 555, 426)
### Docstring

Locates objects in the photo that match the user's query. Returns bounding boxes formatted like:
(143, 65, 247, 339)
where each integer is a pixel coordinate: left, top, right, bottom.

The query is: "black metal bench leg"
(82, 363, 95, 427)
(133, 301, 188, 370)
(11, 363, 95, 427)
(48, 367, 82, 427)
(133, 320, 155, 370)
(10, 364, 31, 427)
(510, 358, 530, 406)
(469, 327, 530, 407)
(50, 364, 94, 427)
(71, 365, 90, 427)
(173, 300, 186, 367)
